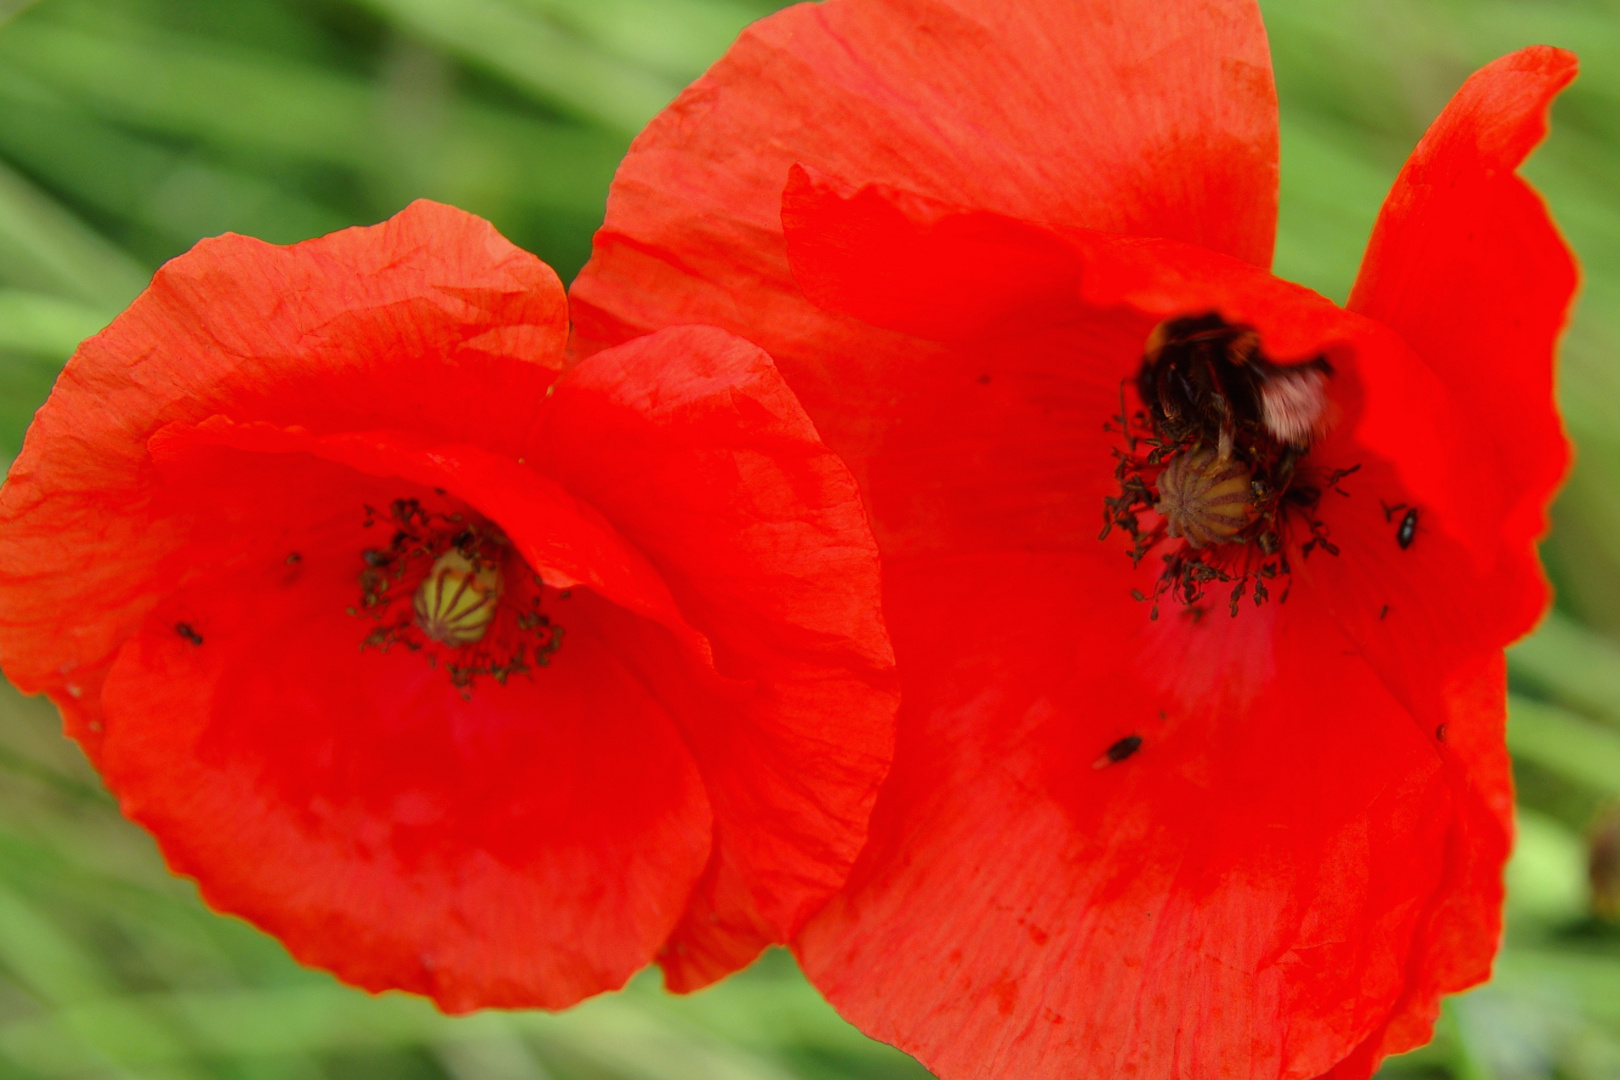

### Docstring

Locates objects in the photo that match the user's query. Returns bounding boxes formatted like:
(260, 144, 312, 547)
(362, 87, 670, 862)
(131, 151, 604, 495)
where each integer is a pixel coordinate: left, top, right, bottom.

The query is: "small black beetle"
(1397, 508, 1418, 550)
(1093, 734, 1143, 769)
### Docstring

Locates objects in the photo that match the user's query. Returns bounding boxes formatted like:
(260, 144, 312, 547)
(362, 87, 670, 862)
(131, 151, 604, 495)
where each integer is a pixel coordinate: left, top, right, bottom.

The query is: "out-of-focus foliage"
(0, 0, 1617, 1077)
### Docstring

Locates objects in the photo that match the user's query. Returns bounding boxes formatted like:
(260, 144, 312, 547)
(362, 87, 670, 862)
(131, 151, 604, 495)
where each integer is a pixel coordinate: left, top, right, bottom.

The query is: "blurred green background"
(0, 0, 1616, 1076)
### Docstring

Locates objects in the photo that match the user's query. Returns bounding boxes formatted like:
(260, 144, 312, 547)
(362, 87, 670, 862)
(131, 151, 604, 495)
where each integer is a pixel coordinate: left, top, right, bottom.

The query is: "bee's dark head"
(1135, 315, 1265, 449)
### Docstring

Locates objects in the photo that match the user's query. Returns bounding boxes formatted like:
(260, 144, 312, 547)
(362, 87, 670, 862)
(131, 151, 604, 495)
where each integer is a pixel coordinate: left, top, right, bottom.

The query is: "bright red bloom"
(570, 1, 1577, 1076)
(0, 200, 897, 1011)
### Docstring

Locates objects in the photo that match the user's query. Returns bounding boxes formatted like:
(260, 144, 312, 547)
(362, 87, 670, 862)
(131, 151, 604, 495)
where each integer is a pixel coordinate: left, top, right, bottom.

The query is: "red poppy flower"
(570, 1, 1577, 1076)
(0, 200, 897, 1012)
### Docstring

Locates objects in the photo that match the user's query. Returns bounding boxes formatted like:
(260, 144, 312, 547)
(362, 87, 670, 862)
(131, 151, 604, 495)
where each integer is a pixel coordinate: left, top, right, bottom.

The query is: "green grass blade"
(0, 159, 148, 308)
(509, 0, 758, 82)
(353, 0, 683, 135)
(0, 883, 118, 1005)
(1493, 947, 1620, 1026)
(0, 983, 801, 1077)
(1273, 114, 1392, 303)
(0, 14, 626, 218)
(0, 0, 38, 27)
(435, 1033, 558, 1080)
(1510, 613, 1620, 730)
(0, 15, 380, 168)
(0, 290, 112, 358)
(0, 70, 349, 252)
(1509, 695, 1620, 799)
(1505, 807, 1587, 928)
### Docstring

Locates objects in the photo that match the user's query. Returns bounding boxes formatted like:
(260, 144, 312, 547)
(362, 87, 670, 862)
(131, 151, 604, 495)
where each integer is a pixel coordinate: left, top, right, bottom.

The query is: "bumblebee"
(1137, 314, 1330, 459)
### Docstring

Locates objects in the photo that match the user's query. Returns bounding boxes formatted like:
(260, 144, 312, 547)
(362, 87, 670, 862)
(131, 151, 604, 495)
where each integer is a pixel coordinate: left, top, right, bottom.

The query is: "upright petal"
(571, 0, 1279, 475)
(1348, 46, 1577, 641)
(1312, 57, 1580, 1062)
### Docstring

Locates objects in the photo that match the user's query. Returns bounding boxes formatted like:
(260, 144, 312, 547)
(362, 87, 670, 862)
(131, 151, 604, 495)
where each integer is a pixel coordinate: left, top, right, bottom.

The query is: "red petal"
(1309, 46, 1581, 1070)
(1349, 45, 1578, 643)
(1301, 653, 1512, 1080)
(0, 205, 897, 1007)
(149, 418, 700, 644)
(782, 164, 1362, 359)
(539, 326, 898, 990)
(798, 553, 1474, 1080)
(571, 0, 1279, 480)
(99, 471, 712, 1011)
(767, 71, 1571, 1075)
(775, 168, 1492, 570)
(0, 199, 567, 744)
(780, 165, 1089, 342)
(779, 170, 1560, 640)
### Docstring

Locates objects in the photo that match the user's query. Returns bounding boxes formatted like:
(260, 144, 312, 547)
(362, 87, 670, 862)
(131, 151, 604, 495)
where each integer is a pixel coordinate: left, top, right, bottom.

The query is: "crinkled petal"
(539, 326, 897, 990)
(779, 167, 1552, 650)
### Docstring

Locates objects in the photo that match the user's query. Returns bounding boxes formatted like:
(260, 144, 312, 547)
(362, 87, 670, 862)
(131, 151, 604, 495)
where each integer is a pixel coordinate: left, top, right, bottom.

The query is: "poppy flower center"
(350, 497, 563, 693)
(414, 549, 502, 647)
(1101, 315, 1356, 619)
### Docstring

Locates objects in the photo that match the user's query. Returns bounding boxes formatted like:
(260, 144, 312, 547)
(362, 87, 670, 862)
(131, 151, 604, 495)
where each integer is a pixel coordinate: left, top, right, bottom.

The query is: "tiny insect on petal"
(1093, 734, 1143, 769)
(1397, 508, 1419, 549)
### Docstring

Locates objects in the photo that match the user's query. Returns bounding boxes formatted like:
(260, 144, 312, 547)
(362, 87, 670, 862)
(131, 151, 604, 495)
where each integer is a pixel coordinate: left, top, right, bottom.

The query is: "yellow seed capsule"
(413, 550, 502, 647)
(1154, 448, 1256, 548)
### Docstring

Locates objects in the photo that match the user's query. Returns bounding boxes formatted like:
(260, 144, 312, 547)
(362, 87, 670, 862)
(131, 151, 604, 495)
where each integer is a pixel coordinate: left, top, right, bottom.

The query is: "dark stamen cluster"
(1101, 315, 1356, 619)
(350, 498, 562, 694)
